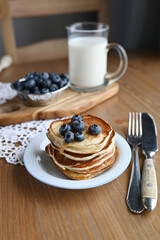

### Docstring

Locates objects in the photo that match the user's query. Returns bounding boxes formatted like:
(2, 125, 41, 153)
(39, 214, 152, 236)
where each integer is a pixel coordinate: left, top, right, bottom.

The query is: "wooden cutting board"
(0, 83, 119, 126)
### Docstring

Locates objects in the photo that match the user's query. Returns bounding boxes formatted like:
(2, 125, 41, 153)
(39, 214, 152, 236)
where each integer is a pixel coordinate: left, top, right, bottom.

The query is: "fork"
(126, 112, 144, 213)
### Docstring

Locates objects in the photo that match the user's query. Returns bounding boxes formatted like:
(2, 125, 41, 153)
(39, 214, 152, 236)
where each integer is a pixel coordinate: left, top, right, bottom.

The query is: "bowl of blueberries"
(11, 72, 69, 106)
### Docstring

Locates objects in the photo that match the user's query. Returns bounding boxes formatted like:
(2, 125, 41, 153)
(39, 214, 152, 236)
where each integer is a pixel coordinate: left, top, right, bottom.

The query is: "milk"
(68, 37, 107, 89)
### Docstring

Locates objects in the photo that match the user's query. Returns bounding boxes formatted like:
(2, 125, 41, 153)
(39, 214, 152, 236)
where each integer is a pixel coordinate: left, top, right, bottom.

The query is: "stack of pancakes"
(45, 115, 118, 180)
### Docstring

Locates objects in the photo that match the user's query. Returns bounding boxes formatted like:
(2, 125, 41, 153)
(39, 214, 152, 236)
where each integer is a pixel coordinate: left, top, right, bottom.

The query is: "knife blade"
(142, 113, 158, 211)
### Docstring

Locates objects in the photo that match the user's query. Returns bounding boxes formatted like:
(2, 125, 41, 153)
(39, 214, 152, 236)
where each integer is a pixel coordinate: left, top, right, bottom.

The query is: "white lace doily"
(0, 119, 53, 165)
(0, 81, 52, 165)
(0, 81, 64, 165)
(0, 82, 17, 104)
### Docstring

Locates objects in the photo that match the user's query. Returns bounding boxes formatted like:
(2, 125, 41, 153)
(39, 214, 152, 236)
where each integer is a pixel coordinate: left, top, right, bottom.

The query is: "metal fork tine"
(139, 112, 142, 136)
(132, 112, 135, 136)
(128, 112, 131, 135)
(136, 112, 138, 136)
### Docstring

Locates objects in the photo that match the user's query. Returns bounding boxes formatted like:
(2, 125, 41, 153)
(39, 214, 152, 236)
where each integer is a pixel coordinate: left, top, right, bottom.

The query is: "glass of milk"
(67, 22, 128, 92)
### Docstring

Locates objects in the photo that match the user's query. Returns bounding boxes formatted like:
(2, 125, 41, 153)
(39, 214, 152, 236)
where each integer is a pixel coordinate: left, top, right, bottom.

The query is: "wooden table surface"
(0, 50, 160, 240)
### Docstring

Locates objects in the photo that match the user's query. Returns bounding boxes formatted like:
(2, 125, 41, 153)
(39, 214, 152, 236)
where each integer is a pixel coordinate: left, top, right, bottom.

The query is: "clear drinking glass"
(67, 22, 128, 92)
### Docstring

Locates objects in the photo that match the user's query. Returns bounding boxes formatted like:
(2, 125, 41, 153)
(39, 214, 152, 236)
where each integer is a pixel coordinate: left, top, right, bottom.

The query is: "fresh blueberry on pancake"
(74, 132, 85, 142)
(71, 120, 86, 132)
(89, 124, 102, 135)
(59, 124, 71, 136)
(71, 115, 83, 123)
(64, 131, 74, 143)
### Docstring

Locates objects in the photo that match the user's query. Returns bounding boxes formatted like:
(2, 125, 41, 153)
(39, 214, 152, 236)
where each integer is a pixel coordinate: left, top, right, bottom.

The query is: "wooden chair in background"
(0, 0, 109, 64)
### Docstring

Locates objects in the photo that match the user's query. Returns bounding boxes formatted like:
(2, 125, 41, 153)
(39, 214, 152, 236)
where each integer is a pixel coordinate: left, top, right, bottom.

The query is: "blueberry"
(46, 79, 52, 87)
(23, 89, 30, 94)
(24, 79, 36, 89)
(25, 73, 34, 81)
(62, 78, 68, 85)
(49, 72, 55, 79)
(35, 86, 39, 90)
(19, 82, 25, 91)
(36, 78, 44, 88)
(71, 115, 83, 123)
(71, 120, 86, 132)
(42, 81, 49, 88)
(34, 86, 40, 91)
(64, 131, 74, 143)
(74, 132, 85, 142)
(58, 78, 68, 88)
(59, 124, 71, 136)
(33, 72, 42, 78)
(41, 88, 50, 94)
(50, 84, 59, 92)
(42, 72, 49, 80)
(34, 75, 40, 81)
(16, 85, 24, 92)
(40, 79, 48, 88)
(60, 73, 69, 79)
(50, 73, 61, 84)
(13, 80, 22, 91)
(33, 90, 41, 94)
(31, 86, 40, 94)
(89, 124, 102, 135)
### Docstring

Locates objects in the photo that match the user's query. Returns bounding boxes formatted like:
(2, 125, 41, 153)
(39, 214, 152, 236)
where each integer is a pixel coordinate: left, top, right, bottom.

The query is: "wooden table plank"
(0, 50, 160, 240)
(0, 83, 119, 125)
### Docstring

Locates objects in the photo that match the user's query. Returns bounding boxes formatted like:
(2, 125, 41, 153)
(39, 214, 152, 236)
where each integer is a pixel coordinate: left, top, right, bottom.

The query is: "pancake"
(45, 114, 119, 180)
(47, 115, 113, 154)
(49, 130, 115, 161)
(46, 144, 117, 173)
(46, 147, 119, 180)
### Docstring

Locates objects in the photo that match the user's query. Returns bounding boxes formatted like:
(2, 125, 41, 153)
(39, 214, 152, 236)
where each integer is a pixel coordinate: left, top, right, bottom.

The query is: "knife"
(141, 113, 158, 211)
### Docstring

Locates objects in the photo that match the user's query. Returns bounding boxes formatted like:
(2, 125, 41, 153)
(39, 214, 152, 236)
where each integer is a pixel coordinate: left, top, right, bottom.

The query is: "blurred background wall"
(110, 0, 160, 50)
(0, 12, 97, 58)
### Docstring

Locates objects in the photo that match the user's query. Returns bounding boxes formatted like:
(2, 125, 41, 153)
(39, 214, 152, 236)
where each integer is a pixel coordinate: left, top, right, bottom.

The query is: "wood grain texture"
(0, 50, 160, 240)
(9, 0, 101, 18)
(0, 83, 119, 125)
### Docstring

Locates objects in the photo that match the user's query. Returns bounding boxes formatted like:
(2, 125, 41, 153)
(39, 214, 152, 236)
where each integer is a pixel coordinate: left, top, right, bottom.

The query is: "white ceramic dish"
(23, 131, 131, 189)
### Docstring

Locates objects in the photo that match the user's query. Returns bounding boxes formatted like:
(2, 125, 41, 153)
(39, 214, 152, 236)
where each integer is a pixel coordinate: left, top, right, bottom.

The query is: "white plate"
(23, 131, 131, 189)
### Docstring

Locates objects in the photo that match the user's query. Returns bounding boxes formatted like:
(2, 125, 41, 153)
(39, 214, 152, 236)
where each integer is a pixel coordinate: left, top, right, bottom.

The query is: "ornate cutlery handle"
(141, 158, 157, 211)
